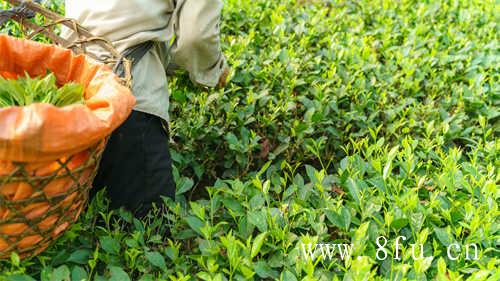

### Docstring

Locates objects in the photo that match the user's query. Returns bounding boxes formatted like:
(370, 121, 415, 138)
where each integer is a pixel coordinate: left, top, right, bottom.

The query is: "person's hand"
(216, 66, 231, 89)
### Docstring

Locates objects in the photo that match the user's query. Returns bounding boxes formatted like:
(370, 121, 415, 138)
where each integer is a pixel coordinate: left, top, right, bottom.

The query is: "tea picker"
(63, 0, 231, 217)
(0, 0, 230, 259)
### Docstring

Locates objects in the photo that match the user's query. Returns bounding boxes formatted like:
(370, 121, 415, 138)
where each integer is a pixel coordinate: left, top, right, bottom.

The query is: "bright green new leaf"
(251, 231, 268, 259)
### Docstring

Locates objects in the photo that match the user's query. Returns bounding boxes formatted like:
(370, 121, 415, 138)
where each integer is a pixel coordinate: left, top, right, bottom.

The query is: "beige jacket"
(64, 0, 227, 121)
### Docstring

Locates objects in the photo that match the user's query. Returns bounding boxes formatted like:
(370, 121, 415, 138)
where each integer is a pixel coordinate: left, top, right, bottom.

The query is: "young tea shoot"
(0, 72, 84, 108)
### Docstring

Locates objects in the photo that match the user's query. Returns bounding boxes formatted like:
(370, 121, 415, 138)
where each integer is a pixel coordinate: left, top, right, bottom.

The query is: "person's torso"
(64, 0, 175, 53)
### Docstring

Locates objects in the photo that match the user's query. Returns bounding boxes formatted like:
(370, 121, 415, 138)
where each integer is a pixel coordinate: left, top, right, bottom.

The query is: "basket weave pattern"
(0, 141, 105, 258)
(0, 0, 131, 259)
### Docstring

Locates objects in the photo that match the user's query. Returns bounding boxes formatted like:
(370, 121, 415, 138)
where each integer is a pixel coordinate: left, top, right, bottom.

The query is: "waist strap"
(114, 41, 155, 78)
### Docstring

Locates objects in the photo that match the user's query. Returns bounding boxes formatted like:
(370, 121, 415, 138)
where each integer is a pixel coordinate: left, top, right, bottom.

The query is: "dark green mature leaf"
(176, 177, 194, 195)
(185, 215, 205, 235)
(70, 266, 88, 281)
(144, 251, 167, 269)
(345, 178, 361, 205)
(434, 227, 453, 247)
(248, 210, 268, 232)
(138, 274, 155, 281)
(50, 265, 71, 281)
(281, 271, 298, 281)
(99, 236, 121, 255)
(254, 261, 279, 279)
(222, 198, 245, 215)
(326, 206, 352, 230)
(108, 266, 130, 281)
(67, 249, 91, 265)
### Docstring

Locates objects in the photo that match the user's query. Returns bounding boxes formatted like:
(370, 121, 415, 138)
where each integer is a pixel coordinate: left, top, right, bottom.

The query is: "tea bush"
(0, 0, 498, 280)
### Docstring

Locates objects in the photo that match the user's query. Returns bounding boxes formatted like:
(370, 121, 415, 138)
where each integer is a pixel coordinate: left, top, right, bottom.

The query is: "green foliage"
(0, 72, 84, 107)
(0, 0, 499, 280)
(0, 0, 64, 42)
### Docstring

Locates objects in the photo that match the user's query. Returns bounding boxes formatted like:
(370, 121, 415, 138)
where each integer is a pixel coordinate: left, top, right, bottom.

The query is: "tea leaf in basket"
(0, 72, 84, 107)
(55, 83, 85, 107)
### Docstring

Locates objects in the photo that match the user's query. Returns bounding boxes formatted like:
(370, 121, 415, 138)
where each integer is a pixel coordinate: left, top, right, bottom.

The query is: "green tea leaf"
(0, 72, 83, 108)
(99, 236, 121, 255)
(144, 251, 166, 269)
(251, 231, 268, 259)
(70, 266, 88, 281)
(108, 266, 130, 281)
(51, 265, 71, 281)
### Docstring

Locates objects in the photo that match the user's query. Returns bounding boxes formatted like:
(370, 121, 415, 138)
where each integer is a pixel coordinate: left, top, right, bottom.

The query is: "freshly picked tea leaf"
(0, 72, 84, 108)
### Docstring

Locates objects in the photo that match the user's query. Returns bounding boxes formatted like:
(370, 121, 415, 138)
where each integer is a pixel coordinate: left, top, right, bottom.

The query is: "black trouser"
(92, 110, 176, 217)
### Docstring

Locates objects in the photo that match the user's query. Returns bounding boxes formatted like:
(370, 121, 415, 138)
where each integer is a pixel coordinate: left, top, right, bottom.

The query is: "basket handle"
(1, 0, 132, 87)
(0, 0, 38, 26)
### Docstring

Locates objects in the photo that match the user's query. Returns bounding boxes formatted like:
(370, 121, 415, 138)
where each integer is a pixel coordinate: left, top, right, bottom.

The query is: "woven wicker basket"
(0, 0, 131, 259)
